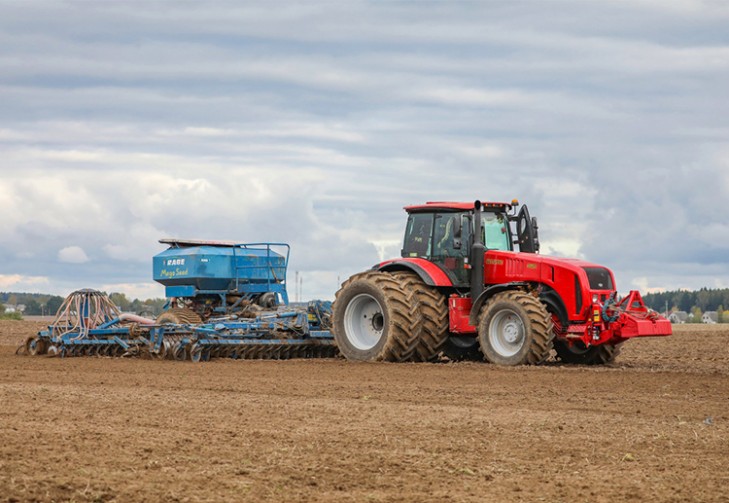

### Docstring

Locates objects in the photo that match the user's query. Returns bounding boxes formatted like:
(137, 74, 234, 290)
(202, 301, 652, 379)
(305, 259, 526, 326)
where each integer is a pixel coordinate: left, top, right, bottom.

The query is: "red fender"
(376, 258, 454, 287)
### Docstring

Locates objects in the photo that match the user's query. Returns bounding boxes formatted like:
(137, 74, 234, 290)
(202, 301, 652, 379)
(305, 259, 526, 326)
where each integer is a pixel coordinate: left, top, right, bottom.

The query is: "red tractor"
(332, 200, 671, 365)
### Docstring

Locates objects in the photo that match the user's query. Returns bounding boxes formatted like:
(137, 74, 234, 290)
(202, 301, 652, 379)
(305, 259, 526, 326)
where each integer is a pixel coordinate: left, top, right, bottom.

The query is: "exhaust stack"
(470, 200, 485, 302)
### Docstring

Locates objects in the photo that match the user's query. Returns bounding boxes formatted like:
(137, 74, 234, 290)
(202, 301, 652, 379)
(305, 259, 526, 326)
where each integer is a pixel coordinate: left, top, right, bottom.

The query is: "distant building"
(669, 311, 689, 324)
(3, 304, 25, 314)
(702, 311, 719, 324)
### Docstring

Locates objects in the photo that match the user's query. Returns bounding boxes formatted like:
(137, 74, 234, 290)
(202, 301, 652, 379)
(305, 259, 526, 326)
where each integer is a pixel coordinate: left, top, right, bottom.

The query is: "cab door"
(431, 212, 470, 286)
(515, 205, 540, 253)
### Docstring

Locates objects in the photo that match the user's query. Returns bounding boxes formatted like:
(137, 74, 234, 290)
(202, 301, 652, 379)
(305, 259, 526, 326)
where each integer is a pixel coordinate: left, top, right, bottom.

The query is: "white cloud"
(0, 1, 727, 301)
(0, 274, 50, 290)
(99, 282, 165, 301)
(58, 246, 90, 264)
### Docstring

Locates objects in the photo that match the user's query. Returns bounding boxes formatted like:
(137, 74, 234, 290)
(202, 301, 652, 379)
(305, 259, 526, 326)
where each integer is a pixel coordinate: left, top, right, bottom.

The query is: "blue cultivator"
(25, 290, 337, 361)
(174, 305, 336, 362)
(24, 239, 338, 361)
(23, 289, 150, 357)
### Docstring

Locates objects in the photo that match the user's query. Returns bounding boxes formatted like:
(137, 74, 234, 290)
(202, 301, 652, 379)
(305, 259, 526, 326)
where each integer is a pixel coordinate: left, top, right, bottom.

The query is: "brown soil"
(1, 320, 728, 502)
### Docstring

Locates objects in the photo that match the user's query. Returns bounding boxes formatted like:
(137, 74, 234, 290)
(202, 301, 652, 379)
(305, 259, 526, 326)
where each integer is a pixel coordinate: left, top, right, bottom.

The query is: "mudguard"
(376, 258, 454, 287)
(468, 282, 529, 326)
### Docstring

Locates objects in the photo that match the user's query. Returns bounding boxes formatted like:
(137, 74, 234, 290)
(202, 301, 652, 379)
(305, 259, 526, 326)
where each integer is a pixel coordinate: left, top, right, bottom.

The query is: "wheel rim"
(343, 293, 385, 350)
(489, 309, 526, 357)
(26, 338, 39, 356)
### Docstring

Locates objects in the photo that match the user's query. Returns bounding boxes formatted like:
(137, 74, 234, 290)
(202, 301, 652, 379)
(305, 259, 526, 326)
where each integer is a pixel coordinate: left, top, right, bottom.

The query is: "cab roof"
(404, 201, 513, 213)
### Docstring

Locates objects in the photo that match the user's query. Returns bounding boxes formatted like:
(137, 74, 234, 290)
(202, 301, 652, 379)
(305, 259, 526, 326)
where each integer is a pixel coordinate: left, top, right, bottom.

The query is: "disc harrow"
(27, 290, 338, 362)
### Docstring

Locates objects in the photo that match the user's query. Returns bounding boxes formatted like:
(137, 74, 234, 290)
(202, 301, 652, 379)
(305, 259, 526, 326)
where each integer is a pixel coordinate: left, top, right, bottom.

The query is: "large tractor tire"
(477, 290, 553, 365)
(332, 271, 419, 362)
(391, 271, 449, 362)
(156, 307, 203, 325)
(554, 340, 622, 365)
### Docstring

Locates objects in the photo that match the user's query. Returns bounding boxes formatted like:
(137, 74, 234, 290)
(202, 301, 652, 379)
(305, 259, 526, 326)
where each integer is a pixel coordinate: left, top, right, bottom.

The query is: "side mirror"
(452, 215, 462, 249)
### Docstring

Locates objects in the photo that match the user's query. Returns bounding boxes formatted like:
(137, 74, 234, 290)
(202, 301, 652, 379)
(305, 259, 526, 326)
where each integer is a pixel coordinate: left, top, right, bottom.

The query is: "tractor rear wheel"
(477, 290, 553, 365)
(391, 271, 449, 362)
(156, 307, 202, 325)
(332, 271, 419, 362)
(554, 340, 622, 365)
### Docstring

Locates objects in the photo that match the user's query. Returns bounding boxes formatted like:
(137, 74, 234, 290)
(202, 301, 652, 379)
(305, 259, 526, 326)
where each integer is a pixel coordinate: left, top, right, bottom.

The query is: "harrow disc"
(155, 344, 167, 359)
(173, 344, 188, 361)
(189, 344, 203, 362)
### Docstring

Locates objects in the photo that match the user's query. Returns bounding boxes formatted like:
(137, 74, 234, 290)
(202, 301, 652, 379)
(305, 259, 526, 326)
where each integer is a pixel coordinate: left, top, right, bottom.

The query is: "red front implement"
(564, 290, 671, 348)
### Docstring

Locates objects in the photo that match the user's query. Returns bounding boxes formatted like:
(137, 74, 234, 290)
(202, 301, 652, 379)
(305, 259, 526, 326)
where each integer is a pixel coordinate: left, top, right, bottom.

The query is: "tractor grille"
(583, 267, 613, 290)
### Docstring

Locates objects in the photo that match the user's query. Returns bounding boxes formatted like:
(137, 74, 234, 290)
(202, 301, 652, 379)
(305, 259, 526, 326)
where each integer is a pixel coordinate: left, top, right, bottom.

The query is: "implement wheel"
(554, 340, 622, 365)
(391, 271, 449, 362)
(477, 290, 553, 365)
(332, 271, 419, 362)
(26, 337, 47, 356)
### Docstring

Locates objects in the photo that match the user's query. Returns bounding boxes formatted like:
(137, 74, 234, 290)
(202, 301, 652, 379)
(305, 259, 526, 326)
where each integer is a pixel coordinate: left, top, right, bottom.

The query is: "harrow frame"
(26, 290, 336, 362)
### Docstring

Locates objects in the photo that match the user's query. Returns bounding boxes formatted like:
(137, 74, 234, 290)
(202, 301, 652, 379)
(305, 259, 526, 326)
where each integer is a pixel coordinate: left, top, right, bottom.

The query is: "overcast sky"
(1, 1, 728, 301)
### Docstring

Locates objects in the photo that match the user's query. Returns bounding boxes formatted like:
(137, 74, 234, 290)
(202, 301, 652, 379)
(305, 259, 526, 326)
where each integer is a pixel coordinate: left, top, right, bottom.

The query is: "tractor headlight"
(592, 293, 599, 304)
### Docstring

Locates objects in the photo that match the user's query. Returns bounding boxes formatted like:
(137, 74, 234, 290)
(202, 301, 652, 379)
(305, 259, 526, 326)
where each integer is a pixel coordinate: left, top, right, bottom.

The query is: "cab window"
(402, 213, 433, 258)
(483, 212, 510, 251)
(432, 213, 468, 257)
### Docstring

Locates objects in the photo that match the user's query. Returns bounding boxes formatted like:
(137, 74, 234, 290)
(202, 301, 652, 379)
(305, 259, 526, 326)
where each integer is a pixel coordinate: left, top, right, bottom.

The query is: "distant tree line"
(643, 287, 729, 323)
(0, 291, 166, 318)
(0, 292, 64, 317)
(642, 288, 729, 313)
(106, 293, 166, 316)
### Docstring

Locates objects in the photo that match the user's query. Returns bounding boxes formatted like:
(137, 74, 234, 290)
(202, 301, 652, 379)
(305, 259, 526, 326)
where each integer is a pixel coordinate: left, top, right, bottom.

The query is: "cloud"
(0, 1, 727, 299)
(99, 282, 165, 301)
(0, 274, 50, 290)
(58, 246, 89, 264)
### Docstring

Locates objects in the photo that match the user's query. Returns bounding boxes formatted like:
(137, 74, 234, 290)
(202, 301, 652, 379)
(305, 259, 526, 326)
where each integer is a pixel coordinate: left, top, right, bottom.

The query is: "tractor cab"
(401, 201, 537, 286)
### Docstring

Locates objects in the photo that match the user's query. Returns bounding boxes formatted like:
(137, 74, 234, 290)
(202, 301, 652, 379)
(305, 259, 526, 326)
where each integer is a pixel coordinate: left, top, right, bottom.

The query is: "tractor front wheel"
(477, 290, 553, 365)
(332, 271, 419, 362)
(554, 340, 622, 365)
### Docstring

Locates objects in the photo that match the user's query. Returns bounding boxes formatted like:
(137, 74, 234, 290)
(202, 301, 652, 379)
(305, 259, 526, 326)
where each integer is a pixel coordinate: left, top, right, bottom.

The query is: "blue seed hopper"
(153, 239, 290, 317)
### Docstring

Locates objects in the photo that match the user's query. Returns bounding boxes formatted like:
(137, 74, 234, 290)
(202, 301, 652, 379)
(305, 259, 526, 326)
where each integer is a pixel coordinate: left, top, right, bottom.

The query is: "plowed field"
(1, 321, 728, 502)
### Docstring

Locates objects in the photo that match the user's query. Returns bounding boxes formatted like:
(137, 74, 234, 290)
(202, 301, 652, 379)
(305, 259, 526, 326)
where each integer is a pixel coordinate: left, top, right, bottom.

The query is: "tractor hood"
(523, 254, 612, 275)
(486, 250, 614, 275)
(484, 250, 617, 295)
